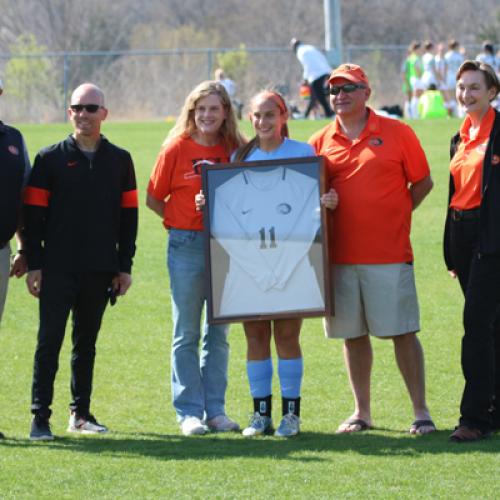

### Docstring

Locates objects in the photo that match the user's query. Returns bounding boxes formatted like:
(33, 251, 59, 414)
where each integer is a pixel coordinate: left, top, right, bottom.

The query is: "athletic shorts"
(444, 74, 457, 91)
(410, 76, 425, 92)
(421, 72, 437, 89)
(437, 81, 447, 92)
(323, 263, 420, 339)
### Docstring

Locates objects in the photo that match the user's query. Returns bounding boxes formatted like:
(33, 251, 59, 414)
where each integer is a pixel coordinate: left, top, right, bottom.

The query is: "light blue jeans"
(167, 229, 229, 421)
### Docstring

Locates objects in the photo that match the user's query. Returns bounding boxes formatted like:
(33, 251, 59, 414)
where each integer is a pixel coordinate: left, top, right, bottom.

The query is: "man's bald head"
(68, 82, 108, 145)
(70, 83, 105, 107)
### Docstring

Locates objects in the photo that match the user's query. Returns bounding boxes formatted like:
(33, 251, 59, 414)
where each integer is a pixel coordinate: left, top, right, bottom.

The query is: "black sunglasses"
(69, 104, 102, 113)
(329, 83, 366, 95)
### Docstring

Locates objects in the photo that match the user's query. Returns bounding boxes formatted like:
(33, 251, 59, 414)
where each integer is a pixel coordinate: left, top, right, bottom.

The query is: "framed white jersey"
(202, 156, 332, 324)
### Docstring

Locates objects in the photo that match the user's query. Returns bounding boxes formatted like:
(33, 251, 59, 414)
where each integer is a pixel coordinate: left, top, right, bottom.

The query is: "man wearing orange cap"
(310, 64, 436, 435)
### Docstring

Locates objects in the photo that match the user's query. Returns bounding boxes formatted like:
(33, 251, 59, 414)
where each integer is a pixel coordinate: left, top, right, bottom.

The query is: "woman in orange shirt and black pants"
(444, 60, 500, 442)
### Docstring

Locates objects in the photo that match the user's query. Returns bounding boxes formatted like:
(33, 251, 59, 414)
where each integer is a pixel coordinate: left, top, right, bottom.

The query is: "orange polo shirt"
(450, 106, 495, 210)
(148, 135, 231, 230)
(309, 109, 430, 264)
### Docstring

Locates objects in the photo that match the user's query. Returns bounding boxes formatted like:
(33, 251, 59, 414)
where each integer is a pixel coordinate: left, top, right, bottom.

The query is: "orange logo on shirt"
(67, 161, 78, 167)
(369, 137, 383, 146)
(8, 145, 19, 155)
(492, 154, 500, 165)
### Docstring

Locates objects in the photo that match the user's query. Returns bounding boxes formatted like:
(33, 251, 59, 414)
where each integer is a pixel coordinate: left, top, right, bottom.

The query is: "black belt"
(451, 208, 481, 221)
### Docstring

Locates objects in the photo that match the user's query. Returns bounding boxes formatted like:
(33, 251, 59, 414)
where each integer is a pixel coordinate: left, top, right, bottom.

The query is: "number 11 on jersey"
(259, 226, 277, 249)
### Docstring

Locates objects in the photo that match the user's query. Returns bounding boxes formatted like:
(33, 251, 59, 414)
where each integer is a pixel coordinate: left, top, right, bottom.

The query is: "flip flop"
(336, 418, 372, 434)
(409, 419, 436, 435)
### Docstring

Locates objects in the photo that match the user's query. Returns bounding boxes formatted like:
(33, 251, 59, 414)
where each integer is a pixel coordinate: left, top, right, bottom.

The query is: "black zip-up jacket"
(444, 108, 500, 270)
(24, 134, 138, 273)
(0, 121, 29, 244)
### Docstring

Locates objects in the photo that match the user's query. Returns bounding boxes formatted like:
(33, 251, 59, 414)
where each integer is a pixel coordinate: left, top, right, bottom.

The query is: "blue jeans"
(167, 229, 229, 421)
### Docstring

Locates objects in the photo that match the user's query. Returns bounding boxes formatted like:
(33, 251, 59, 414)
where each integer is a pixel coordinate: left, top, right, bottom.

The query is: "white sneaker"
(206, 414, 240, 432)
(242, 413, 273, 437)
(67, 412, 108, 434)
(180, 416, 207, 436)
(274, 413, 300, 437)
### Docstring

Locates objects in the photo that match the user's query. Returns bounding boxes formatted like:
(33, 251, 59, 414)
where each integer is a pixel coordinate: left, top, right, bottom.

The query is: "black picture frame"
(202, 156, 332, 324)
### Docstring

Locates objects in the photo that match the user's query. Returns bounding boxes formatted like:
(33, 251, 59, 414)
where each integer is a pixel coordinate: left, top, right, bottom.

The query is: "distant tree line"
(0, 0, 498, 122)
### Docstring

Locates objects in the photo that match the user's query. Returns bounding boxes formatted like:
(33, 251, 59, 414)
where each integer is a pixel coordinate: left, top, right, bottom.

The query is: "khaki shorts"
(323, 263, 420, 339)
(0, 243, 11, 324)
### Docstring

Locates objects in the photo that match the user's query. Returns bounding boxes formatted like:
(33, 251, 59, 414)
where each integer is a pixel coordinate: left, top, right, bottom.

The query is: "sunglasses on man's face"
(69, 104, 102, 113)
(329, 83, 366, 95)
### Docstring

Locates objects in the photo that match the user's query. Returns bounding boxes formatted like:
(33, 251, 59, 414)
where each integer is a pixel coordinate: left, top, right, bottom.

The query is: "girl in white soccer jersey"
(444, 39, 465, 116)
(421, 41, 438, 89)
(233, 91, 316, 437)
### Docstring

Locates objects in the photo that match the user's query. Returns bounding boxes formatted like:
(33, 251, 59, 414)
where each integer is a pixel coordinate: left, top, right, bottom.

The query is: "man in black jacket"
(0, 77, 31, 439)
(24, 83, 138, 440)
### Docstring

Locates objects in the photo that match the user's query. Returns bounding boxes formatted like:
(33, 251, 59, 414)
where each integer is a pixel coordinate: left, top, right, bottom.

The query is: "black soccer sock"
(253, 395, 272, 417)
(282, 397, 301, 417)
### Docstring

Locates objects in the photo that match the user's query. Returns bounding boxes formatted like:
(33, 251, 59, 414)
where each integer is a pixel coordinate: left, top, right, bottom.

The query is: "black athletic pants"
(31, 271, 113, 418)
(449, 213, 500, 432)
(305, 74, 334, 118)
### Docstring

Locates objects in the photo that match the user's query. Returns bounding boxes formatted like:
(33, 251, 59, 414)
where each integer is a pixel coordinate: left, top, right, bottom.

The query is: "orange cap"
(328, 63, 370, 87)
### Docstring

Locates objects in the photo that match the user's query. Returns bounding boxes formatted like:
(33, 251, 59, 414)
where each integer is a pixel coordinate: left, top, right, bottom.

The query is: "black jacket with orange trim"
(444, 108, 500, 270)
(24, 134, 138, 273)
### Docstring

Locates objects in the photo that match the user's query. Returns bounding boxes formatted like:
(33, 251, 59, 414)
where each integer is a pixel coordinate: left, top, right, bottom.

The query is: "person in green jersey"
(402, 41, 423, 118)
(418, 84, 448, 119)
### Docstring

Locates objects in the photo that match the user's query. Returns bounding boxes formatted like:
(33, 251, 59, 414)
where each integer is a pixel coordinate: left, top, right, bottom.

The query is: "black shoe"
(0, 431, 5, 439)
(30, 415, 54, 441)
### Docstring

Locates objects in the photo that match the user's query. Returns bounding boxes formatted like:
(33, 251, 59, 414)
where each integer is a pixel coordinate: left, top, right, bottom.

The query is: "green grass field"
(1, 118, 499, 499)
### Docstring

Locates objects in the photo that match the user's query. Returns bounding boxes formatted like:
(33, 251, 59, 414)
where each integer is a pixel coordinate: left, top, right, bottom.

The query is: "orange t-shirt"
(450, 106, 495, 210)
(309, 109, 430, 264)
(148, 135, 231, 230)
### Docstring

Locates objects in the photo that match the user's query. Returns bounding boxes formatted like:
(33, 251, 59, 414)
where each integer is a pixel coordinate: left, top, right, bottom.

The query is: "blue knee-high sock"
(278, 357, 303, 399)
(246, 358, 273, 398)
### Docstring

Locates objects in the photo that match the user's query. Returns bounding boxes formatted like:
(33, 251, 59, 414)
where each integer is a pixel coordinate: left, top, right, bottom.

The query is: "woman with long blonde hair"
(147, 80, 244, 436)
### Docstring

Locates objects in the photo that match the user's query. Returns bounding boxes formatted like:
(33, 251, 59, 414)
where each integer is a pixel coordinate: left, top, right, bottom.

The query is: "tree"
(3, 33, 61, 121)
(217, 44, 249, 81)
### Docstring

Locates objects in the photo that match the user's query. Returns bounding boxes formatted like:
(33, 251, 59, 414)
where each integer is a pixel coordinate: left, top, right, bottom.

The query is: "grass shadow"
(1, 429, 498, 461)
